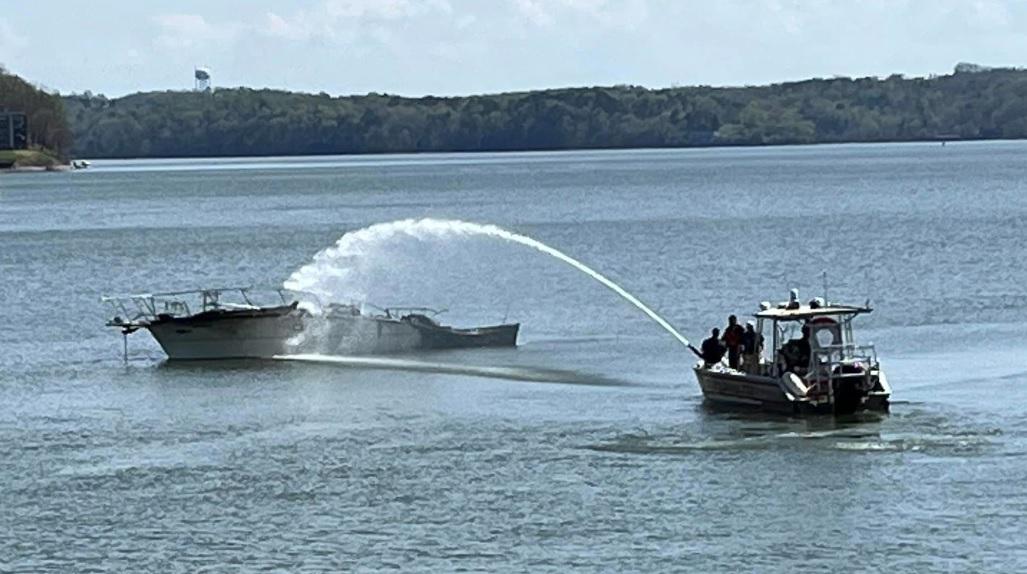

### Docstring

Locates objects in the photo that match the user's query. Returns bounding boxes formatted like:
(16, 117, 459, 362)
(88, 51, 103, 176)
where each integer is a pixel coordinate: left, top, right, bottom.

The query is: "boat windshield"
(769, 312, 876, 376)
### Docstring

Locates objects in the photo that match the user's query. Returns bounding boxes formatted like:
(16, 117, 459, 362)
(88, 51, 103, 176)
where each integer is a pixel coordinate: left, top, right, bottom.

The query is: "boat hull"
(405, 317, 520, 350)
(694, 367, 889, 415)
(140, 308, 517, 360)
(694, 368, 801, 413)
(315, 314, 423, 355)
(146, 307, 305, 360)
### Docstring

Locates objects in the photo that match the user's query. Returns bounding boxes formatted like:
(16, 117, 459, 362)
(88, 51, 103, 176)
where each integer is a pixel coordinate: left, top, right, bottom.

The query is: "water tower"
(194, 67, 211, 91)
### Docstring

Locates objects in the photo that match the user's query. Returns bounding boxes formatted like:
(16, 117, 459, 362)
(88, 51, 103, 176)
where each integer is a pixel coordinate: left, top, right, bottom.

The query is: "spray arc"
(285, 218, 691, 348)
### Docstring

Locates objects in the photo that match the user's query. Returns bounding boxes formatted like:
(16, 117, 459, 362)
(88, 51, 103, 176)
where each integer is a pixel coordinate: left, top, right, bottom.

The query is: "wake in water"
(285, 218, 691, 348)
(275, 354, 628, 386)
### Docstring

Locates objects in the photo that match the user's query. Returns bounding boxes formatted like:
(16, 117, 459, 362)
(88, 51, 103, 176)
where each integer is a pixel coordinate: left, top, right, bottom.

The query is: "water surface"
(2, 143, 1026, 571)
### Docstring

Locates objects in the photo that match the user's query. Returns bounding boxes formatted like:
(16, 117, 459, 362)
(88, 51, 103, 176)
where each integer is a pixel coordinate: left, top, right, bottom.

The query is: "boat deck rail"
(102, 287, 320, 327)
(807, 342, 878, 394)
(812, 342, 877, 366)
(383, 306, 447, 318)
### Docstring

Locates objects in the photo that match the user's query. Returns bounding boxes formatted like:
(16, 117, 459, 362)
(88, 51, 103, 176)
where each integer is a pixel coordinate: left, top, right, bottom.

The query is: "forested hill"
(65, 67, 1027, 159)
(0, 67, 73, 158)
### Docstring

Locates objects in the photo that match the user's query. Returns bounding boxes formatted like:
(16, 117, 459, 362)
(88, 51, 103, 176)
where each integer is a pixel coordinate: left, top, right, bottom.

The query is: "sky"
(2, 0, 1026, 97)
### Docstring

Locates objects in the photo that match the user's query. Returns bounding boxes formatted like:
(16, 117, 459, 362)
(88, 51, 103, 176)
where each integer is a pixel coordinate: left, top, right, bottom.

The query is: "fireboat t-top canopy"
(754, 304, 872, 321)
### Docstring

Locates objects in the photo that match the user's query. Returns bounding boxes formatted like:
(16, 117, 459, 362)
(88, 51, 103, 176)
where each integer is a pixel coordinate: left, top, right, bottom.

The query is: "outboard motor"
(832, 378, 864, 414)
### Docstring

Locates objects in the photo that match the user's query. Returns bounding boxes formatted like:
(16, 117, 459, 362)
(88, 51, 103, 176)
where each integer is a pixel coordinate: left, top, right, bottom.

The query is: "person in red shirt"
(721, 315, 745, 370)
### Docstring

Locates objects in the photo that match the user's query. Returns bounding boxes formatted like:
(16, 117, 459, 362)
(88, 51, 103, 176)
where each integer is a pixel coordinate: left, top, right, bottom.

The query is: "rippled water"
(2, 143, 1026, 571)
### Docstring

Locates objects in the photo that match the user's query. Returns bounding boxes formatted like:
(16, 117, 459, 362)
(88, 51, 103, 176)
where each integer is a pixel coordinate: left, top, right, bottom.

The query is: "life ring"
(809, 316, 841, 347)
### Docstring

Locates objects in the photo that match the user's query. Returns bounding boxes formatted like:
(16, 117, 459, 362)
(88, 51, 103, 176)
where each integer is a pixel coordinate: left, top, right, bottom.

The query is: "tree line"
(61, 65, 1027, 158)
(0, 66, 73, 157)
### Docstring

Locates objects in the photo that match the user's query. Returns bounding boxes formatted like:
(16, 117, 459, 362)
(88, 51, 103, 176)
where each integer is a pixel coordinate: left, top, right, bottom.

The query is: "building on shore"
(0, 111, 28, 150)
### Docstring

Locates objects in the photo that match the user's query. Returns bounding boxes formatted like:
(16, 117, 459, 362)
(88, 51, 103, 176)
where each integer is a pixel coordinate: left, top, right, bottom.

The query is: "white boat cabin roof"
(755, 305, 871, 321)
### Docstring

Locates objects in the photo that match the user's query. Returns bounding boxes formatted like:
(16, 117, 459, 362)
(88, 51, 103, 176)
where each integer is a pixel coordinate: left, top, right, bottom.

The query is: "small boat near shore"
(103, 287, 519, 360)
(692, 290, 891, 415)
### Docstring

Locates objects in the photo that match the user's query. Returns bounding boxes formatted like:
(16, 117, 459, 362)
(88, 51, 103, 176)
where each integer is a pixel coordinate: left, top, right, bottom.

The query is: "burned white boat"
(103, 287, 519, 361)
(693, 290, 891, 415)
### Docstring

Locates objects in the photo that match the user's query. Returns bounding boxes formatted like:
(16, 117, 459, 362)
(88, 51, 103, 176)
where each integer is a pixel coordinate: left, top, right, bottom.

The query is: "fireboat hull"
(694, 367, 890, 416)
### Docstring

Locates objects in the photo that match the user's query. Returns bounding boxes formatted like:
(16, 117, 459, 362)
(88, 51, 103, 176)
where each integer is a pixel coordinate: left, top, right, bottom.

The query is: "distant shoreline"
(62, 135, 1011, 162)
(64, 68, 1027, 160)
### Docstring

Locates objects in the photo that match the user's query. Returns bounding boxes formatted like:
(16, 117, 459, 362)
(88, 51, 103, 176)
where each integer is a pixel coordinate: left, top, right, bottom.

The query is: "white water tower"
(194, 67, 211, 91)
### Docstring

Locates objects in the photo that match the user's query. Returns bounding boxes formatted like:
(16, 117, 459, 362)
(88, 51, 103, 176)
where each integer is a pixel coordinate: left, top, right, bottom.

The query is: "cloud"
(262, 0, 454, 42)
(153, 13, 240, 50)
(511, 0, 649, 30)
(263, 12, 310, 41)
(969, 0, 1010, 27)
(514, 0, 554, 26)
(0, 17, 27, 58)
(322, 0, 452, 20)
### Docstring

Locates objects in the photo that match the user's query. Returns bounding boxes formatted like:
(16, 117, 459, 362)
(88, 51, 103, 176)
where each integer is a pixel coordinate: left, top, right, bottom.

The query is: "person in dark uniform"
(722, 315, 745, 370)
(690, 328, 726, 368)
(781, 324, 812, 373)
(795, 324, 812, 368)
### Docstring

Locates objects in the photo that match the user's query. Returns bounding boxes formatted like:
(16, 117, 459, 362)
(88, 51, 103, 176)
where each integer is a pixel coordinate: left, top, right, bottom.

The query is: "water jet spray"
(285, 218, 691, 348)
